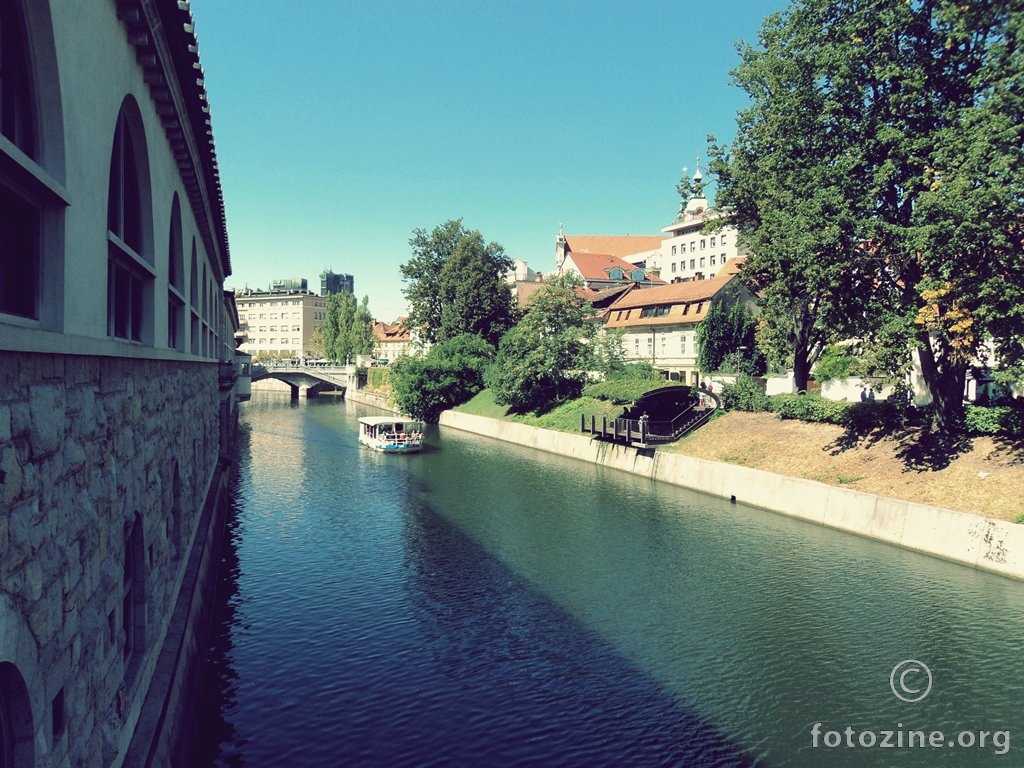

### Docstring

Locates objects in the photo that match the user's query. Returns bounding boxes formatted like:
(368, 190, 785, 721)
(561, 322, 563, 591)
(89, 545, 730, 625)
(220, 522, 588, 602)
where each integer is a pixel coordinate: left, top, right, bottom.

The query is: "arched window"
(630, 269, 646, 282)
(608, 267, 624, 281)
(167, 195, 185, 350)
(0, 0, 37, 319)
(189, 239, 200, 354)
(0, 662, 35, 768)
(107, 99, 153, 343)
(0, 0, 34, 155)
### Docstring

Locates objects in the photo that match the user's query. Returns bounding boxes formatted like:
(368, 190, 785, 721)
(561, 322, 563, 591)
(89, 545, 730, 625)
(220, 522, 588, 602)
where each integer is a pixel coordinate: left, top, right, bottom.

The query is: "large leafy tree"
(708, 3, 876, 396)
(485, 274, 594, 413)
(401, 219, 515, 346)
(712, 0, 1024, 432)
(389, 334, 496, 423)
(438, 231, 515, 347)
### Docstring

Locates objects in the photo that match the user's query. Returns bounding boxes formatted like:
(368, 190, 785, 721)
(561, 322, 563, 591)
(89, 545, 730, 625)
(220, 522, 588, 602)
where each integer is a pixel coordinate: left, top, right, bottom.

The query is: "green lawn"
(454, 389, 621, 433)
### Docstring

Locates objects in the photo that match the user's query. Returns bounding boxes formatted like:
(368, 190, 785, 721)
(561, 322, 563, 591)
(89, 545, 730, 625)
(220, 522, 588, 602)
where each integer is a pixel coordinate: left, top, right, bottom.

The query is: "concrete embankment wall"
(439, 410, 1024, 581)
(344, 388, 396, 411)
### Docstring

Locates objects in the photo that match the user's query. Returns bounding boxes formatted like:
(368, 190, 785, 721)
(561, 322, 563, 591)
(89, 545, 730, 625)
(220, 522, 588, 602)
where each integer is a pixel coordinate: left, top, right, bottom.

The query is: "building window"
(721, 233, 727, 245)
(0, 185, 39, 318)
(671, 262, 677, 273)
(690, 241, 696, 252)
(710, 236, 716, 247)
(700, 239, 706, 250)
(107, 104, 153, 343)
(640, 305, 670, 318)
(689, 259, 695, 270)
(634, 338, 640, 355)
(167, 195, 185, 350)
(700, 257, 706, 268)
(0, 0, 39, 319)
(680, 334, 687, 354)
(0, 0, 34, 155)
(710, 255, 717, 266)
(672, 245, 677, 255)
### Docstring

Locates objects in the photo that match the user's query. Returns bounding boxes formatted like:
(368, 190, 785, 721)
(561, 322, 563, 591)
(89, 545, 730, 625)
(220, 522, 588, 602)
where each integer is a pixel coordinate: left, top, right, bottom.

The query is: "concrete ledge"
(439, 410, 1024, 581)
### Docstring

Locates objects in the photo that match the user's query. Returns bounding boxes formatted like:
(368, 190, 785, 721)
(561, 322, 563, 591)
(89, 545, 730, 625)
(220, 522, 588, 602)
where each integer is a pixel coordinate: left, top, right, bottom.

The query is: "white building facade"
(235, 289, 329, 361)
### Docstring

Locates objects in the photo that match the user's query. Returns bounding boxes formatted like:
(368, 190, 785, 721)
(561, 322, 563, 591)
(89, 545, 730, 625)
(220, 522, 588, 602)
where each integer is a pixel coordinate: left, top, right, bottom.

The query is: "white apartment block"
(235, 289, 329, 360)
(650, 166, 749, 282)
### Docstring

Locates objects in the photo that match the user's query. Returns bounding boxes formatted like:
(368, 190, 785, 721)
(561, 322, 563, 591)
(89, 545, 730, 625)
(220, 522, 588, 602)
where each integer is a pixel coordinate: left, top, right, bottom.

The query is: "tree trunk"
(791, 306, 814, 393)
(916, 332, 967, 433)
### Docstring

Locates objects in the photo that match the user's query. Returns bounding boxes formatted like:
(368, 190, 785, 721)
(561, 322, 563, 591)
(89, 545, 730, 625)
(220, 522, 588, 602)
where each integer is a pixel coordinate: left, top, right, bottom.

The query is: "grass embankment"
(454, 390, 1024, 523)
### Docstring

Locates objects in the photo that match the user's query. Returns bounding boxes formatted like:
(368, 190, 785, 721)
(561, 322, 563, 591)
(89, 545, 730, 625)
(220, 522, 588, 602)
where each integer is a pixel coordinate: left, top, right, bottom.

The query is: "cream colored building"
(652, 165, 749, 282)
(235, 288, 329, 361)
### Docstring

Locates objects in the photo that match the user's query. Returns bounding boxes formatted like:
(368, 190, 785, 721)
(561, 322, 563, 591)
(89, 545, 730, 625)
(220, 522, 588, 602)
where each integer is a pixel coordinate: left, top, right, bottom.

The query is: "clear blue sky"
(192, 0, 784, 322)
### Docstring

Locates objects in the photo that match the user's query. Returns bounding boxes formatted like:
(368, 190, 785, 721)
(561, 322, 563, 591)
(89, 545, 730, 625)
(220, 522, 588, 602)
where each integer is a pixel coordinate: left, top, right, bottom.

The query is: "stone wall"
(0, 352, 222, 767)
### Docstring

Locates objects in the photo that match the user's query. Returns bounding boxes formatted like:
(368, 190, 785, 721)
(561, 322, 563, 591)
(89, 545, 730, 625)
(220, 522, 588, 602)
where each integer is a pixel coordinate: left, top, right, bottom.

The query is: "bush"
(964, 404, 1024, 436)
(769, 393, 852, 423)
(583, 367, 671, 405)
(718, 375, 769, 412)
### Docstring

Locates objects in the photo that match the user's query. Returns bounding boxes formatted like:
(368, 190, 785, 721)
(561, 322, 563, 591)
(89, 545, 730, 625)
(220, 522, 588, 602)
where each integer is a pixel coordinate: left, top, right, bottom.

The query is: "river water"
(194, 393, 1024, 767)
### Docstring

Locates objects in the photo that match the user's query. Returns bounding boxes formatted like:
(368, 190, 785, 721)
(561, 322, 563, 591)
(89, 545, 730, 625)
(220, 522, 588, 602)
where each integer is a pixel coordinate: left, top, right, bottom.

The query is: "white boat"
(358, 416, 425, 453)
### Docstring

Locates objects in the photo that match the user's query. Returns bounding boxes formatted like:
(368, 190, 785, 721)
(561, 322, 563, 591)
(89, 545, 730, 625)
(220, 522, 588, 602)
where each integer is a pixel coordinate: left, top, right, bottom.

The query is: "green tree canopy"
(322, 291, 374, 363)
(711, 0, 1024, 431)
(389, 334, 496, 423)
(438, 231, 515, 347)
(696, 283, 764, 375)
(485, 274, 595, 414)
(401, 219, 515, 346)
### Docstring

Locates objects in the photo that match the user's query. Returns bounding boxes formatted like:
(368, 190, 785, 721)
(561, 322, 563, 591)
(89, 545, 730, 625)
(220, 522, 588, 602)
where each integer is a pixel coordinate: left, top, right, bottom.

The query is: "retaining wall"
(438, 411, 1024, 581)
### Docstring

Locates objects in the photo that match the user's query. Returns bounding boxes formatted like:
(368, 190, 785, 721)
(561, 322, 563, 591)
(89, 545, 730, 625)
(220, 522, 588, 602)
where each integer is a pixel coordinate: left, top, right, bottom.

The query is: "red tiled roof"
(603, 259, 746, 329)
(566, 252, 664, 284)
(565, 235, 663, 258)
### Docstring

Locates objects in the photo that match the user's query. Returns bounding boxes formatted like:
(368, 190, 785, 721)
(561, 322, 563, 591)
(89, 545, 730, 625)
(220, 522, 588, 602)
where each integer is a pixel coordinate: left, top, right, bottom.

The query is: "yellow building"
(235, 288, 329, 361)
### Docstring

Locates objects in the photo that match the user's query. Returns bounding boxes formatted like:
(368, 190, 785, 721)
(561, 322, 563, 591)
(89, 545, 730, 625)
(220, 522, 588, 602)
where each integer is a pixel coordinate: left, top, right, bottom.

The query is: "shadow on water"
(189, 443, 756, 766)
(343, 494, 758, 768)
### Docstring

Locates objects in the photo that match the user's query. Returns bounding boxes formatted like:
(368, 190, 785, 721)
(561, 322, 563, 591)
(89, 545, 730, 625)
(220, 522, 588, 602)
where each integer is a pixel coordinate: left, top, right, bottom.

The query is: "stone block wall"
(0, 352, 221, 767)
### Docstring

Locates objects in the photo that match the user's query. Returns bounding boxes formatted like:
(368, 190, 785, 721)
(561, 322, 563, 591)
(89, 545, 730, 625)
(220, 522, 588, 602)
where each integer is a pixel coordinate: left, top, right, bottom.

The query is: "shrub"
(964, 404, 1024, 436)
(718, 374, 769, 412)
(768, 393, 852, 423)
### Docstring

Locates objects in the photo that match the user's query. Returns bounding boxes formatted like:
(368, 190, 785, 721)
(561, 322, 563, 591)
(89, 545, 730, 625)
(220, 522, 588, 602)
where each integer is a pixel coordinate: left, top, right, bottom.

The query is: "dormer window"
(608, 267, 624, 280)
(630, 269, 645, 282)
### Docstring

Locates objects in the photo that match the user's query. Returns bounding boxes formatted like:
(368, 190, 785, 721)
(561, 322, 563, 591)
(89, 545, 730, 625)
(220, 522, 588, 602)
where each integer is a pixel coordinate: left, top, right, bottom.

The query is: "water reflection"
(194, 395, 1024, 767)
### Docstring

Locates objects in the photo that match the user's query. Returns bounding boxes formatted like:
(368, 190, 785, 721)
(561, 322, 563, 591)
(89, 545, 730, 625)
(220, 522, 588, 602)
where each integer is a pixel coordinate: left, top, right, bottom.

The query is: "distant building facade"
(0, 1, 240, 765)
(320, 270, 354, 296)
(602, 259, 752, 384)
(554, 228, 664, 291)
(235, 288, 328, 360)
(655, 165, 748, 282)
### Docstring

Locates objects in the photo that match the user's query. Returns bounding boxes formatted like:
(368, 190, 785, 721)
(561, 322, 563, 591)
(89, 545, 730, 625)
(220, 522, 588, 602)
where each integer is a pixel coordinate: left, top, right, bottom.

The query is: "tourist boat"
(357, 416, 425, 453)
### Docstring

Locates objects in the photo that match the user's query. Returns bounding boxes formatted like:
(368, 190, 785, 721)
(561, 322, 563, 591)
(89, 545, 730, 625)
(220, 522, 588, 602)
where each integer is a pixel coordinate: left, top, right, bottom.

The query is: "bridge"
(250, 363, 352, 398)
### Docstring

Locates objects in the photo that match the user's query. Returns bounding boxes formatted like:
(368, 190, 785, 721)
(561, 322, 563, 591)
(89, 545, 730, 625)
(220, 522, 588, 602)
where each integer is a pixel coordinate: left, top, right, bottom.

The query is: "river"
(193, 393, 1023, 766)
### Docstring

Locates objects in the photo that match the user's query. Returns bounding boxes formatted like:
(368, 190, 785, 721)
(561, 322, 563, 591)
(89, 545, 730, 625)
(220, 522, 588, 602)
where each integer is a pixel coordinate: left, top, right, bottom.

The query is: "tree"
(485, 274, 594, 413)
(438, 231, 515, 347)
(349, 295, 376, 359)
(696, 283, 764, 375)
(708, 2, 877, 396)
(322, 291, 374, 363)
(389, 334, 496, 423)
(711, 0, 1024, 432)
(400, 219, 515, 346)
